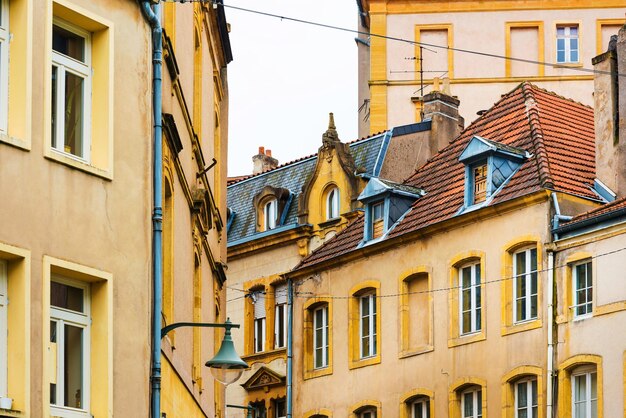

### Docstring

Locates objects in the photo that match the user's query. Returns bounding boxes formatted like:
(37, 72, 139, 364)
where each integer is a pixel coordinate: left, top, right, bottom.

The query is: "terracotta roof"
(295, 82, 598, 271)
(562, 196, 626, 226)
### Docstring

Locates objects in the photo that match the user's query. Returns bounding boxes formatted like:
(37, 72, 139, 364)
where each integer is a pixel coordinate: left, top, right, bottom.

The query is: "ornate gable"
(241, 366, 286, 391)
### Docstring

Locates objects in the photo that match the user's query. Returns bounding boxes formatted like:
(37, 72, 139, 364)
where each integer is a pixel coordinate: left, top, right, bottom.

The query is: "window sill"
(0, 408, 23, 418)
(349, 354, 381, 370)
(448, 331, 486, 348)
(501, 318, 542, 336)
(399, 345, 434, 359)
(304, 364, 333, 380)
(318, 217, 342, 228)
(0, 132, 30, 151)
(242, 347, 286, 363)
(45, 149, 112, 181)
(553, 62, 583, 68)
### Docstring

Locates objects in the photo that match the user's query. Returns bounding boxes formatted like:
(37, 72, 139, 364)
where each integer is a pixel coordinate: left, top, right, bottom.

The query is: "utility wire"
(163, 0, 626, 78)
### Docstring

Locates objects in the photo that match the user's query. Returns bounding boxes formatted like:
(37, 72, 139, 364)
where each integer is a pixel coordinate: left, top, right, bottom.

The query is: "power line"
(162, 0, 626, 78)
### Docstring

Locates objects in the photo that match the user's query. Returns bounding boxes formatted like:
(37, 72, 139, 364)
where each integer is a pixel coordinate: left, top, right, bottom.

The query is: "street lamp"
(160, 317, 248, 385)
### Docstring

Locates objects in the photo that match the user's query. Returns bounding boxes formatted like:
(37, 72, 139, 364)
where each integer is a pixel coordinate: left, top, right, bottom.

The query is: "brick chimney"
(422, 77, 464, 155)
(592, 25, 626, 197)
(252, 146, 279, 175)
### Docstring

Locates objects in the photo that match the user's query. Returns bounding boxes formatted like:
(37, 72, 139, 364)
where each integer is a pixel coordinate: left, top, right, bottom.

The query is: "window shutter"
(253, 292, 266, 319)
(274, 284, 287, 305)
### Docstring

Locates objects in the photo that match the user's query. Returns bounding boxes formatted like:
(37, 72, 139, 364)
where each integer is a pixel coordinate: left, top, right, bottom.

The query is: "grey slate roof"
(227, 132, 389, 245)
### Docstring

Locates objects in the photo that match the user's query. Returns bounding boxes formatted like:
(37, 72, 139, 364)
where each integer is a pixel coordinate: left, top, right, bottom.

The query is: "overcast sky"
(225, 0, 359, 177)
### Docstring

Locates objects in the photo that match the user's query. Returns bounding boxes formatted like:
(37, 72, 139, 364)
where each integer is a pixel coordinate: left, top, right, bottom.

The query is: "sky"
(224, 0, 359, 177)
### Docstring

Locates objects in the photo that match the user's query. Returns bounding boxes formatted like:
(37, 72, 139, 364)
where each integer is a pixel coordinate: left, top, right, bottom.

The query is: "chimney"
(252, 146, 279, 175)
(592, 24, 626, 197)
(422, 77, 464, 155)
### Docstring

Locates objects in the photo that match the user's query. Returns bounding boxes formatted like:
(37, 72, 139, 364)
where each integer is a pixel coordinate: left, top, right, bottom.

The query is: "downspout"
(140, 2, 163, 418)
(286, 278, 294, 418)
(550, 191, 572, 239)
(546, 250, 555, 418)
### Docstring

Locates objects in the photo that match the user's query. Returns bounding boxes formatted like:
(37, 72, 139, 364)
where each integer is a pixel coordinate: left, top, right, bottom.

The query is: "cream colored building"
(286, 28, 626, 418)
(0, 0, 153, 416)
(159, 1, 233, 417)
(357, 0, 626, 137)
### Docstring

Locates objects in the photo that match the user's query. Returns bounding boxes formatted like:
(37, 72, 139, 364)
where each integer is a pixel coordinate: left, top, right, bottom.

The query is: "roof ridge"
(522, 82, 555, 189)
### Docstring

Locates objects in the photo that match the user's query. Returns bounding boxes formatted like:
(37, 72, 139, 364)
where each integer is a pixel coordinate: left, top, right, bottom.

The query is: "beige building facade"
(357, 0, 626, 136)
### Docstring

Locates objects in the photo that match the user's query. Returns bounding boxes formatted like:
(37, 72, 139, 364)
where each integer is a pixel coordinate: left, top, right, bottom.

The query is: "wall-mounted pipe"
(139, 2, 163, 418)
(546, 250, 555, 418)
(286, 278, 294, 417)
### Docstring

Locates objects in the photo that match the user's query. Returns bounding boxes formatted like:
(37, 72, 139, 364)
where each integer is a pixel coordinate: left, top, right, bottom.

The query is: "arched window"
(410, 397, 430, 418)
(461, 386, 482, 418)
(326, 186, 339, 220)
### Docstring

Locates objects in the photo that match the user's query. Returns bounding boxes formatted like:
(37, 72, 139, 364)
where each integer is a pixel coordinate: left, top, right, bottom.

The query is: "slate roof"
(227, 132, 389, 244)
(295, 82, 599, 270)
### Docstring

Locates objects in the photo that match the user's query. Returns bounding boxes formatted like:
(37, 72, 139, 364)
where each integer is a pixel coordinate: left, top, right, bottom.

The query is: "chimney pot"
(266, 149, 272, 157)
(258, 146, 265, 155)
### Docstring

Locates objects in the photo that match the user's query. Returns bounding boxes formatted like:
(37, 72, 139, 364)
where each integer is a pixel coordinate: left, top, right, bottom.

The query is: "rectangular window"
(572, 370, 597, 418)
(371, 201, 384, 239)
(253, 291, 266, 353)
(50, 278, 90, 416)
(51, 20, 91, 161)
(573, 261, 592, 318)
(360, 410, 376, 418)
(0, 0, 8, 134)
(0, 261, 6, 398)
(506, 23, 543, 77)
(274, 284, 287, 349)
(462, 389, 482, 418)
(473, 164, 487, 204)
(274, 399, 286, 418)
(459, 263, 481, 335)
(515, 379, 538, 418)
(313, 305, 328, 369)
(264, 199, 277, 231)
(556, 25, 579, 64)
(359, 293, 377, 358)
(513, 248, 538, 323)
(412, 399, 430, 418)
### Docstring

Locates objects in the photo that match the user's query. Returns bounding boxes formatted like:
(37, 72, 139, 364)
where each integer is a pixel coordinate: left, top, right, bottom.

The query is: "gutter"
(553, 206, 626, 237)
(139, 2, 164, 418)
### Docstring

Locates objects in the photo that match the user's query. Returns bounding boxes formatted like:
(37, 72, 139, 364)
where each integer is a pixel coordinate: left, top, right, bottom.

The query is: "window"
(50, 278, 90, 416)
(573, 261, 592, 318)
(51, 20, 91, 160)
(264, 198, 277, 231)
(473, 164, 487, 204)
(0, 261, 6, 398)
(572, 368, 597, 418)
(515, 378, 537, 418)
(360, 292, 377, 358)
(513, 248, 538, 323)
(556, 25, 579, 64)
(313, 305, 328, 369)
(412, 398, 430, 418)
(253, 291, 266, 353)
(459, 263, 481, 335)
(371, 201, 384, 239)
(461, 388, 482, 418)
(274, 284, 287, 349)
(360, 409, 376, 418)
(274, 398, 286, 418)
(326, 187, 340, 220)
(0, 0, 8, 134)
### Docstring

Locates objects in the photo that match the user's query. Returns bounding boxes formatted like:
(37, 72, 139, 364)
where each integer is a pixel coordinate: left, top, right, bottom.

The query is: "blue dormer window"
(358, 178, 424, 243)
(459, 136, 529, 210)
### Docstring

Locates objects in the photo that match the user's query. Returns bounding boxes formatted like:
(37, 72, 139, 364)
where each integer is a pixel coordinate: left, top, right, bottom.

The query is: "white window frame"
(461, 388, 482, 418)
(254, 317, 265, 353)
(411, 398, 430, 418)
(274, 398, 286, 418)
(326, 187, 339, 220)
(264, 198, 277, 231)
(359, 409, 376, 418)
(50, 276, 91, 418)
(274, 302, 286, 349)
(359, 292, 377, 359)
(513, 247, 538, 323)
(313, 305, 328, 369)
(515, 378, 538, 418)
(0, 261, 7, 398)
(571, 368, 597, 418)
(0, 0, 9, 135)
(51, 18, 92, 162)
(556, 25, 579, 64)
(459, 262, 481, 335)
(572, 260, 592, 319)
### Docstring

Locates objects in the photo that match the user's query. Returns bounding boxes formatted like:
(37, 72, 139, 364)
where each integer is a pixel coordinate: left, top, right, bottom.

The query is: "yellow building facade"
(357, 0, 626, 136)
(0, 0, 153, 416)
(159, 1, 233, 417)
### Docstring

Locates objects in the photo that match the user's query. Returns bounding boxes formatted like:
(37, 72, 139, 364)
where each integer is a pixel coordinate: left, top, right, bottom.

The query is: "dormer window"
(264, 198, 277, 231)
(371, 201, 384, 239)
(459, 136, 529, 210)
(326, 187, 340, 220)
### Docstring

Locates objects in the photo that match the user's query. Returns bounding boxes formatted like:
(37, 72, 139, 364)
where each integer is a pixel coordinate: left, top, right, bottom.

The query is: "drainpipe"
(140, 2, 164, 418)
(286, 278, 294, 418)
(546, 250, 555, 418)
(550, 192, 572, 239)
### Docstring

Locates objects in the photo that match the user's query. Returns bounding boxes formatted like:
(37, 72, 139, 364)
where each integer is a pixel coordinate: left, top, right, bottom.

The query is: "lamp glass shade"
(210, 366, 244, 385)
